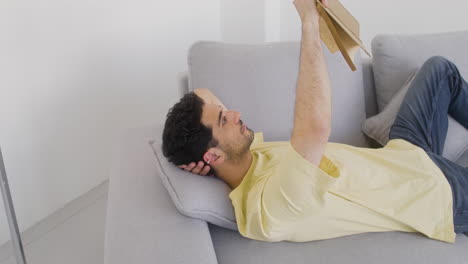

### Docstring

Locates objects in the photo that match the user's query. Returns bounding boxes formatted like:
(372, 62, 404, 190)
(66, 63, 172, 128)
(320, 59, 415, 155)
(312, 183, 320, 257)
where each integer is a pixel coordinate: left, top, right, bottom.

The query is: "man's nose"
(229, 111, 241, 124)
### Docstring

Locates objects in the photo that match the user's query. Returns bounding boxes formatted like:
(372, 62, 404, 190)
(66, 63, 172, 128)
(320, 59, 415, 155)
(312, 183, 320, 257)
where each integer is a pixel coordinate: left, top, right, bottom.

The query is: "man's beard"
(222, 132, 254, 163)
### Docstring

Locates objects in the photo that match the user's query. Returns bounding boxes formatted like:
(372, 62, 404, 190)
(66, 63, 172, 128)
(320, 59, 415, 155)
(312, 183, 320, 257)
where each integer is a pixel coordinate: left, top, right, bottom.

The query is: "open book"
(316, 0, 371, 71)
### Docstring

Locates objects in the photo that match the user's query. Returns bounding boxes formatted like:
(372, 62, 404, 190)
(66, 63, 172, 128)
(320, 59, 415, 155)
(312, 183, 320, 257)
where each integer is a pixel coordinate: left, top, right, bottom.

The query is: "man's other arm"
(290, 17, 332, 166)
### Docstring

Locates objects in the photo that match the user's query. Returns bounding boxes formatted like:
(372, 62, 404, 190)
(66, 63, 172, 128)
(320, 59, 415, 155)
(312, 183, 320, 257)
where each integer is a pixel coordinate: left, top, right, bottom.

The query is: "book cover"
(316, 0, 371, 71)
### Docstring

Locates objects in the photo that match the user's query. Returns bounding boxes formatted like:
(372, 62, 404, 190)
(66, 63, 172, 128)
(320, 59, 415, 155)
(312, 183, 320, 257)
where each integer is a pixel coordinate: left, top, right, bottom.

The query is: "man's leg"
(388, 56, 468, 234)
(389, 56, 468, 153)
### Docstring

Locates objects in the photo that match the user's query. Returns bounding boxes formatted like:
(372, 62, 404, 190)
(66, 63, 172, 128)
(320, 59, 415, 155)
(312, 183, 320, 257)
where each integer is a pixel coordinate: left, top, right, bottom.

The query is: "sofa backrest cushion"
(188, 41, 368, 147)
(372, 30, 468, 112)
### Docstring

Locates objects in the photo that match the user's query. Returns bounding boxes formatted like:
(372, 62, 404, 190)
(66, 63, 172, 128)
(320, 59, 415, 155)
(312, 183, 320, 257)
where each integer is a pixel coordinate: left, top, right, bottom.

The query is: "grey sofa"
(104, 32, 468, 264)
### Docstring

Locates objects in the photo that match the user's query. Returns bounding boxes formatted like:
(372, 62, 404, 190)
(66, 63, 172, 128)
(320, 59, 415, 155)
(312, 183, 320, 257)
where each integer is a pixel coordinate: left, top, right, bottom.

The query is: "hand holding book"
(293, 0, 370, 71)
(293, 0, 329, 26)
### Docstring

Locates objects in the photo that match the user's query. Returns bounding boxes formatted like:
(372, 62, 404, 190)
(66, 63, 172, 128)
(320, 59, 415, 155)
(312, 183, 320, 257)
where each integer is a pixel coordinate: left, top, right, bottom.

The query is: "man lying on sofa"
(161, 0, 468, 243)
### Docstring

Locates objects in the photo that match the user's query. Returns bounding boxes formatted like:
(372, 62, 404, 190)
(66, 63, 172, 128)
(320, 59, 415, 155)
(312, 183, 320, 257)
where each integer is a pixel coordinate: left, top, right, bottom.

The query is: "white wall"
(0, 0, 222, 245)
(221, 0, 265, 43)
(279, 0, 468, 56)
(1, 0, 468, 246)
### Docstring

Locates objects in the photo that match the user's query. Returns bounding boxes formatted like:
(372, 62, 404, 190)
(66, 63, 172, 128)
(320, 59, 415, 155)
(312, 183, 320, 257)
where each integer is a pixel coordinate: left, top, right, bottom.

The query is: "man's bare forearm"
(293, 22, 332, 136)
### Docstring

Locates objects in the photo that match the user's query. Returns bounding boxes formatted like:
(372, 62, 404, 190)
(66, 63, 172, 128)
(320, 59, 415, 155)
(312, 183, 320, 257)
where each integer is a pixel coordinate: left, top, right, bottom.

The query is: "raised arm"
(291, 0, 331, 166)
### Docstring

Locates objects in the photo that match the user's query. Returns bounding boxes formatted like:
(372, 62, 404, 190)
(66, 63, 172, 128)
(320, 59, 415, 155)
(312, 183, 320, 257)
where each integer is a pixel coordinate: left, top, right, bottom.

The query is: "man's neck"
(216, 152, 253, 190)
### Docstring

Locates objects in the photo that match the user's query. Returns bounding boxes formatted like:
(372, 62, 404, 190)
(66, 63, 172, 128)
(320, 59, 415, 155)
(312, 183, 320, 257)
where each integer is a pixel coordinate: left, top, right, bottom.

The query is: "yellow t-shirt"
(228, 132, 456, 243)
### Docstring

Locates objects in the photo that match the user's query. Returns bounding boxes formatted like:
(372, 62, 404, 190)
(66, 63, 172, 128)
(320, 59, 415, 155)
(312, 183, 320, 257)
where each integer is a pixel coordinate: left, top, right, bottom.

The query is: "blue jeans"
(388, 56, 468, 234)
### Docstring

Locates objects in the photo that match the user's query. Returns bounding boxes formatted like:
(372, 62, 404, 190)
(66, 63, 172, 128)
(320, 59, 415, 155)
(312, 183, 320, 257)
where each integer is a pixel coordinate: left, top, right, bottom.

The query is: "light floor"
(0, 180, 108, 264)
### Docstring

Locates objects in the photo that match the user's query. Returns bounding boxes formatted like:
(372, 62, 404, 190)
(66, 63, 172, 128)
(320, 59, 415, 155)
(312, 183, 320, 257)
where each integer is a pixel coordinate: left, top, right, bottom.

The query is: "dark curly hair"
(162, 92, 219, 168)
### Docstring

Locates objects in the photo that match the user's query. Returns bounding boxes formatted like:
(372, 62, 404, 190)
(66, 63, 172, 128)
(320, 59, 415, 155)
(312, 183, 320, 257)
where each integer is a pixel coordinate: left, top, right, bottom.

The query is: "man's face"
(200, 103, 254, 162)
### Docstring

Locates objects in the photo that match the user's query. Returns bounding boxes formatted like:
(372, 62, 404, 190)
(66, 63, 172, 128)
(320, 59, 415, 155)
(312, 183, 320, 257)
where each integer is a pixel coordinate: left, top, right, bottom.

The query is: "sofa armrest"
(104, 125, 218, 264)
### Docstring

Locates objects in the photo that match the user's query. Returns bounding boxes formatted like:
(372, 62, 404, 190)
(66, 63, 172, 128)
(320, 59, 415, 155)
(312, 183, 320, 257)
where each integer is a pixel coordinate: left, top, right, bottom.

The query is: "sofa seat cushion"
(208, 223, 468, 264)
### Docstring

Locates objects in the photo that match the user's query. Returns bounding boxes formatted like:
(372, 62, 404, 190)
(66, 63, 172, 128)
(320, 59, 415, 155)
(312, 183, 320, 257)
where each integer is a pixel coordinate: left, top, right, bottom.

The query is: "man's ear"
(203, 147, 225, 165)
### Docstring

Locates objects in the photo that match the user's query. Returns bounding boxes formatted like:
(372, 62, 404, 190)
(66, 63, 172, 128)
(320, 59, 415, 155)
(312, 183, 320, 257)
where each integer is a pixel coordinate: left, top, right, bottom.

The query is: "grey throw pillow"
(362, 67, 468, 162)
(149, 136, 238, 231)
(362, 70, 417, 146)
